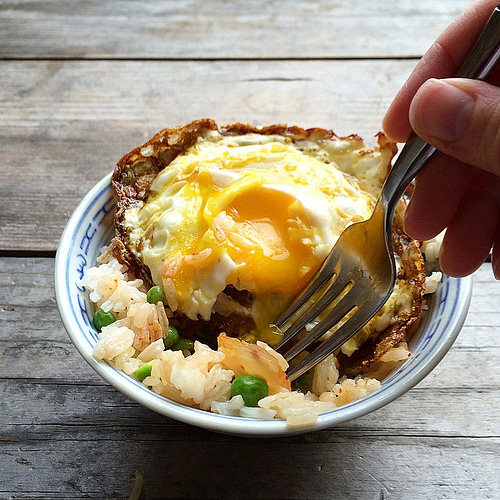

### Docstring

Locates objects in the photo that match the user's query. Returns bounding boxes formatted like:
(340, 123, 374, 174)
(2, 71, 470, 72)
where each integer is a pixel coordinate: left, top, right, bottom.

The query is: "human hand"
(383, 0, 500, 278)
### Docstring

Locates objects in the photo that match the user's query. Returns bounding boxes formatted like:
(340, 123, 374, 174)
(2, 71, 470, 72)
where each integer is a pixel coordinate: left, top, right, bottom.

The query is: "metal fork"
(275, 3, 500, 381)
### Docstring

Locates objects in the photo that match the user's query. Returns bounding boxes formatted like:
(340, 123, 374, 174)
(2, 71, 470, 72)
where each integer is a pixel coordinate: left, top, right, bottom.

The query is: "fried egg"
(121, 128, 394, 344)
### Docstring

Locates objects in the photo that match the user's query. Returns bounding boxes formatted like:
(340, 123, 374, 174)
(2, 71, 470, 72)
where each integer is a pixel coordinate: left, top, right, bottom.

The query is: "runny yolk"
(166, 172, 322, 342)
(223, 184, 320, 295)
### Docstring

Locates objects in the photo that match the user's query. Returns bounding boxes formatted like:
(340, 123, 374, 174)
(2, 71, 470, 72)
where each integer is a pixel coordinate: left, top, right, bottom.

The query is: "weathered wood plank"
(0, 0, 471, 59)
(2, 1, 496, 498)
(1, 258, 499, 439)
(3, 258, 500, 341)
(1, 256, 499, 499)
(1, 435, 498, 499)
(2, 259, 499, 382)
(3, 334, 498, 390)
(0, 58, 420, 251)
(3, 380, 499, 438)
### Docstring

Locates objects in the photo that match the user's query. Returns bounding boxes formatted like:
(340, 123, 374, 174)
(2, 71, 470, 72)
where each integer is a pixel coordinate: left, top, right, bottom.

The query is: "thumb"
(409, 78, 500, 174)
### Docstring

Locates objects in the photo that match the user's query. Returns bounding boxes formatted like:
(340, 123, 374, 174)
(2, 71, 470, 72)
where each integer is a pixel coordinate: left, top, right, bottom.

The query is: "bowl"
(55, 173, 472, 437)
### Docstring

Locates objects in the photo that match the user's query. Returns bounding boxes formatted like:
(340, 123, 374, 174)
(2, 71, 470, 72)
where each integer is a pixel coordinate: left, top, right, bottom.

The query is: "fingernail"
(493, 258, 500, 280)
(410, 79, 474, 143)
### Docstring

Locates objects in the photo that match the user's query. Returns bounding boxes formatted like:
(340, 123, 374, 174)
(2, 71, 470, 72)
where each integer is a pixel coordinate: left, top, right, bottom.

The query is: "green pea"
(92, 309, 115, 332)
(134, 362, 153, 381)
(163, 326, 180, 349)
(295, 372, 311, 393)
(231, 375, 269, 407)
(147, 285, 166, 304)
(172, 338, 194, 352)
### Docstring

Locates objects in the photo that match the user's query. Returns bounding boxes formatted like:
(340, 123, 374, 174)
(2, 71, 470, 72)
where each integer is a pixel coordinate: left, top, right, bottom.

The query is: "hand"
(383, 0, 500, 278)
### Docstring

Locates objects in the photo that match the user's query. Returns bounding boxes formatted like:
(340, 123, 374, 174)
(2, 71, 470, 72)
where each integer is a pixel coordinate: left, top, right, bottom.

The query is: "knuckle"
(478, 97, 500, 169)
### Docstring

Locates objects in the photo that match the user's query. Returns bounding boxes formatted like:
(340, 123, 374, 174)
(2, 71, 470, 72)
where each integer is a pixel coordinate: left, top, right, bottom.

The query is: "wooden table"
(2, 1, 499, 498)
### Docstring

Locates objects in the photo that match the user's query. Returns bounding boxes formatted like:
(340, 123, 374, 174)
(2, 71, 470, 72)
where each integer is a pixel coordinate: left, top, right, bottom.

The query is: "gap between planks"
(0, 249, 56, 258)
(3, 377, 499, 391)
(4, 433, 499, 442)
(0, 55, 423, 62)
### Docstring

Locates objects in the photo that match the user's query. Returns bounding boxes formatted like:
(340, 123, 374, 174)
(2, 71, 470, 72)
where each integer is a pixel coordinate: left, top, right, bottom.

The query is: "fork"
(275, 3, 500, 382)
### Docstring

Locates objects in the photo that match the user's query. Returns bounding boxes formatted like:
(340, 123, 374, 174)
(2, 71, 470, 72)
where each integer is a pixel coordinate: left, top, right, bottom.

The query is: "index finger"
(383, 0, 499, 142)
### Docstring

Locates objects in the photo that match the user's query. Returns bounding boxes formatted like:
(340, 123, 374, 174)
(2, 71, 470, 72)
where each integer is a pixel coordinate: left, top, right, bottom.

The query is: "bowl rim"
(55, 173, 473, 437)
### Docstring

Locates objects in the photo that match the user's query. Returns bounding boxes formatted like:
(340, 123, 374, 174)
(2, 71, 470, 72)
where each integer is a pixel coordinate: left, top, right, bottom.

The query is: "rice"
(144, 343, 234, 410)
(92, 324, 140, 375)
(80, 256, 147, 317)
(312, 354, 340, 394)
(425, 271, 442, 295)
(258, 392, 337, 427)
(126, 302, 166, 351)
(318, 377, 381, 406)
(83, 251, 418, 428)
(421, 232, 444, 272)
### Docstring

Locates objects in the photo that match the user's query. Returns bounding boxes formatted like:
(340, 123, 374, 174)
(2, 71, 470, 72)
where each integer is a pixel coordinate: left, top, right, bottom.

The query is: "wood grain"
(3, 379, 499, 437)
(0, 58, 416, 251)
(0, 0, 471, 60)
(1, 2, 498, 497)
(2, 434, 498, 499)
(1, 258, 499, 498)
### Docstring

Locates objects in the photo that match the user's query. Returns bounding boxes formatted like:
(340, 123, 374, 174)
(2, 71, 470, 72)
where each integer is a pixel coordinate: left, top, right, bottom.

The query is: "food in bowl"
(81, 119, 441, 427)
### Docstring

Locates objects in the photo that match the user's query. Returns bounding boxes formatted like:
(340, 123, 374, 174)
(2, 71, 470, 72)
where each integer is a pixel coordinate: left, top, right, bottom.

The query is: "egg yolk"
(159, 172, 321, 342)
(205, 173, 320, 294)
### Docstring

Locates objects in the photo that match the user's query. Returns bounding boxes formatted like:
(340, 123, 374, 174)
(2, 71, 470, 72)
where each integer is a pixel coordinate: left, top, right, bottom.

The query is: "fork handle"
(381, 2, 500, 226)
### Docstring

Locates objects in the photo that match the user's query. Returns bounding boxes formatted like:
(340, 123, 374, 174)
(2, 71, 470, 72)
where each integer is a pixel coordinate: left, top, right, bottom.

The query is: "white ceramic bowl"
(55, 173, 472, 437)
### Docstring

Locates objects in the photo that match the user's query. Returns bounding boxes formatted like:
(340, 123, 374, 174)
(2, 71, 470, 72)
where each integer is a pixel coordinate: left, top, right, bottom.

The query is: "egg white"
(124, 131, 389, 343)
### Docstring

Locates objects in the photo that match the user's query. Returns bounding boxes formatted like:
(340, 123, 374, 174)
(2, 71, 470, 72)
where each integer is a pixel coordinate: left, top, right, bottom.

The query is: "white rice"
(80, 256, 147, 317)
(425, 271, 442, 295)
(421, 232, 445, 272)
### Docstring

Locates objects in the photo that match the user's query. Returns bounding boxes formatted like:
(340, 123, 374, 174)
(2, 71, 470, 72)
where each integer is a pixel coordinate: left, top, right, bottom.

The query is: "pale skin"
(383, 0, 500, 278)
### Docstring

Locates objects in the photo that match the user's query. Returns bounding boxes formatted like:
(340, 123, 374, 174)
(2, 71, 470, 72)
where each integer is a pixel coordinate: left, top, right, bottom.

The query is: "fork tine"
(281, 288, 358, 361)
(274, 269, 351, 350)
(286, 301, 380, 381)
(274, 249, 340, 328)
